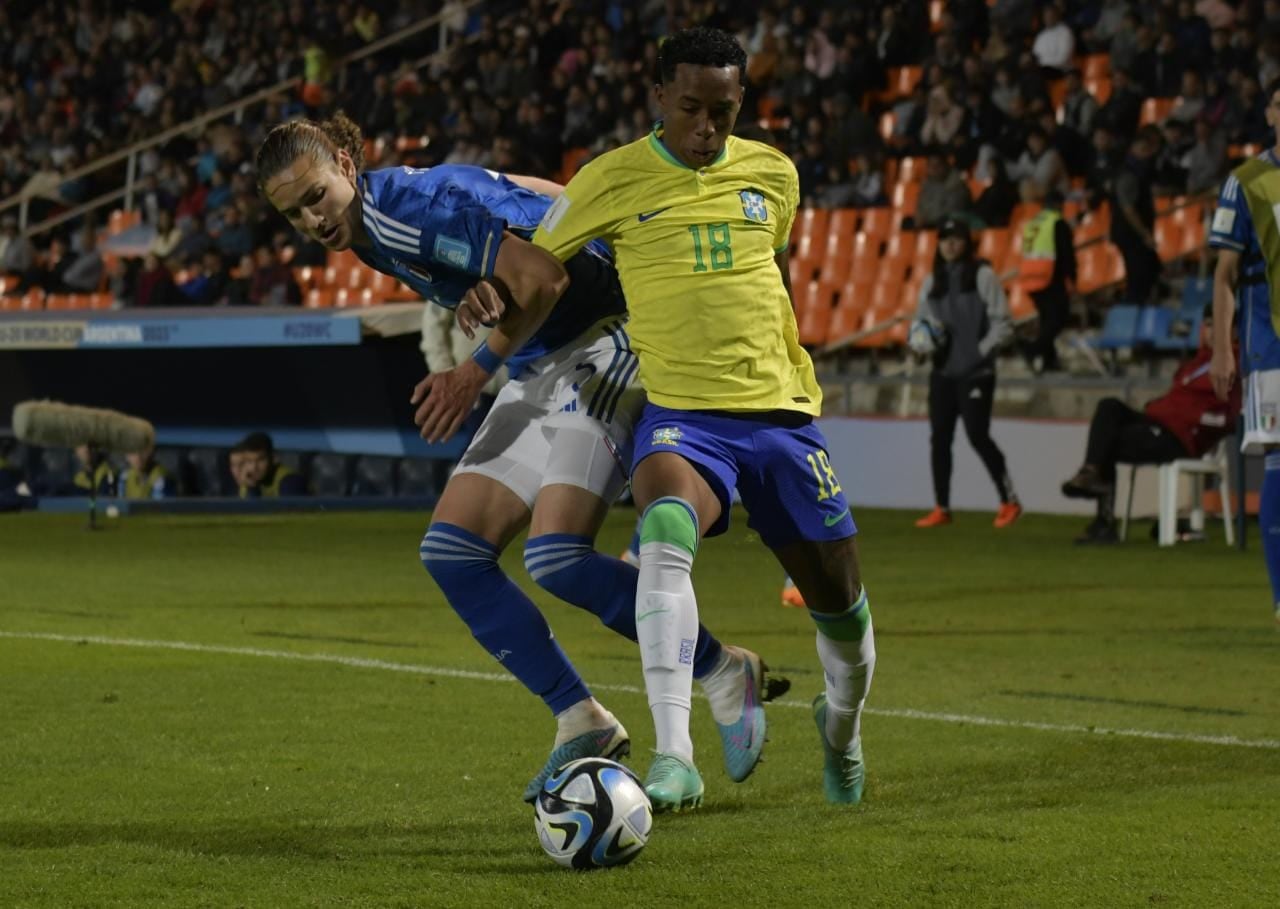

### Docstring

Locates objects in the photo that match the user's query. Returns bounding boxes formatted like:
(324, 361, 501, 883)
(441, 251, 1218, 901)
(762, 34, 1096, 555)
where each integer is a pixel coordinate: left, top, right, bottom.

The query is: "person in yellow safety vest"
(118, 444, 169, 500)
(1017, 189, 1076, 373)
(229, 432, 307, 498)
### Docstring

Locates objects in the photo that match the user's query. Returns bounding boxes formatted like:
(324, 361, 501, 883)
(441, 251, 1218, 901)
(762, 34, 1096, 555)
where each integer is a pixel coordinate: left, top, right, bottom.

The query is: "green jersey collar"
(648, 121, 728, 170)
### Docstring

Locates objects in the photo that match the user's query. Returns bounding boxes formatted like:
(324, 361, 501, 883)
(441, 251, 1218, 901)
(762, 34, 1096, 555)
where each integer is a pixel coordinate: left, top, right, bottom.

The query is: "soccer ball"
(533, 757, 652, 870)
(908, 317, 949, 356)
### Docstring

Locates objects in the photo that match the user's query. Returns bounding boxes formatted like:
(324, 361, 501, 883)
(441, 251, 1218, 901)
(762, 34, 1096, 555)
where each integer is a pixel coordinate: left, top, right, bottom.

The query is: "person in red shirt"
(1061, 305, 1241, 543)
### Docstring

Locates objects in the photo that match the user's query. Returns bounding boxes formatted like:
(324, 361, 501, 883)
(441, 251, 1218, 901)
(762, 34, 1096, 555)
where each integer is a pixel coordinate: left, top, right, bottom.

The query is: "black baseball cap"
(938, 216, 968, 239)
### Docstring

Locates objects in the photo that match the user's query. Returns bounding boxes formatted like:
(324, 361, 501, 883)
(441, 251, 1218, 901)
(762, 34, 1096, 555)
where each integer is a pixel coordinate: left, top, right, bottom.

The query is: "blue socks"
(420, 522, 589, 715)
(524, 532, 723, 678)
(1262, 453, 1280, 608)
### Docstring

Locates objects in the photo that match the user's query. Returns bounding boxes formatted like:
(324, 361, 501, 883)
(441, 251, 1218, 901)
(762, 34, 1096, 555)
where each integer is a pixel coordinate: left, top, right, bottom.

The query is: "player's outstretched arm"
(411, 232, 570, 443)
(504, 173, 565, 199)
(1211, 249, 1239, 401)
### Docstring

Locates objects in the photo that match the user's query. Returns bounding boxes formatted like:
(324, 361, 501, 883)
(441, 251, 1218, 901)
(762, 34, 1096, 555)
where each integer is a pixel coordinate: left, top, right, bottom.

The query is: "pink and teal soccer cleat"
(523, 722, 630, 803)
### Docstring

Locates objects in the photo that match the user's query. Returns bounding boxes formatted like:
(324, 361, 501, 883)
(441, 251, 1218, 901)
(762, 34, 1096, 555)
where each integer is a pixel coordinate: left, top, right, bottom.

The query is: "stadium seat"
(827, 279, 872, 346)
(0, 274, 18, 294)
(186, 448, 230, 495)
(897, 156, 926, 184)
(1181, 276, 1213, 312)
(858, 207, 894, 243)
(1134, 305, 1173, 346)
(1092, 304, 1140, 350)
(1007, 284, 1036, 321)
(877, 111, 895, 143)
(305, 288, 334, 309)
(294, 266, 318, 292)
(1139, 97, 1175, 126)
(35, 447, 76, 496)
(396, 458, 442, 497)
(894, 181, 921, 216)
(1082, 54, 1110, 80)
(333, 287, 355, 308)
(854, 279, 905, 348)
(351, 455, 397, 496)
(796, 280, 836, 346)
(152, 447, 188, 496)
(559, 147, 592, 183)
(20, 288, 44, 310)
(0, 294, 23, 311)
(309, 453, 351, 496)
(791, 208, 829, 261)
(1121, 441, 1234, 546)
(1084, 76, 1112, 105)
(977, 228, 1010, 270)
(929, 0, 944, 31)
(1155, 219, 1184, 262)
(817, 209, 858, 283)
(1074, 202, 1111, 246)
(89, 292, 114, 310)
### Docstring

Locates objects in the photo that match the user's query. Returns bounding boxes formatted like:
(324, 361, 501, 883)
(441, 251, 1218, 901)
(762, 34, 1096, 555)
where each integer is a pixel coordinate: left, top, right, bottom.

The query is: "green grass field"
(2, 508, 1277, 909)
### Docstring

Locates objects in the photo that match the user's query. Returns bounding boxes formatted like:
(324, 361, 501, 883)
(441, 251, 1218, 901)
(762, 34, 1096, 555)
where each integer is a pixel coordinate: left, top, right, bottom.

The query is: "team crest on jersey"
(652, 426, 683, 447)
(740, 189, 768, 222)
(433, 235, 471, 269)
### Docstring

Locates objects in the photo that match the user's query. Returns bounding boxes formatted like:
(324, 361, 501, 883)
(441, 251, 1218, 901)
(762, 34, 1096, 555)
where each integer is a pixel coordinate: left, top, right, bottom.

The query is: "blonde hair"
(255, 111, 365, 191)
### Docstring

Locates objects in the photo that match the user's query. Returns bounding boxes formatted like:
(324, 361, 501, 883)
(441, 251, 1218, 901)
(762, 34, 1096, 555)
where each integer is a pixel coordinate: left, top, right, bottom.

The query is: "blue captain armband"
(471, 340, 505, 375)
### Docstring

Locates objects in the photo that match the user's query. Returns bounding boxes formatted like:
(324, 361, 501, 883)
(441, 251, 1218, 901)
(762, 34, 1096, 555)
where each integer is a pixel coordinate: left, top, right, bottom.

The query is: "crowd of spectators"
(1, 0, 1279, 310)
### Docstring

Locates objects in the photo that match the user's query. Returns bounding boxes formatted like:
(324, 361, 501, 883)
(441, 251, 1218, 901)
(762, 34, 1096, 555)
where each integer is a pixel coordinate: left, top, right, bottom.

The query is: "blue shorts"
(632, 404, 857, 549)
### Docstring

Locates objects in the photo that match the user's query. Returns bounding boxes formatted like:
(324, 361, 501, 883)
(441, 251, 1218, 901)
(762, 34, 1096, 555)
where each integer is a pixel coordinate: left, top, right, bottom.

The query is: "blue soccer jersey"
(355, 165, 623, 375)
(1208, 151, 1280, 374)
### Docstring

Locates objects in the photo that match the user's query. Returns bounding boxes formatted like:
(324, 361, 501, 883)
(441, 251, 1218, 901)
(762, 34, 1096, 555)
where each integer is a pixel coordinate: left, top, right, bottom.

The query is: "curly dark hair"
(255, 111, 365, 191)
(657, 26, 747, 86)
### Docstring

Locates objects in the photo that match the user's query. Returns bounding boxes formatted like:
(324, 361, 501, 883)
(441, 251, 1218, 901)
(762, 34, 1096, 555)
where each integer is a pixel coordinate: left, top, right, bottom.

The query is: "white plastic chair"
(1120, 441, 1234, 546)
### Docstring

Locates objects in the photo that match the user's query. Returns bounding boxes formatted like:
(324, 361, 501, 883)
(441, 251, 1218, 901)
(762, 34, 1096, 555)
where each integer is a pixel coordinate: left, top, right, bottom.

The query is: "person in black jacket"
(909, 216, 1022, 529)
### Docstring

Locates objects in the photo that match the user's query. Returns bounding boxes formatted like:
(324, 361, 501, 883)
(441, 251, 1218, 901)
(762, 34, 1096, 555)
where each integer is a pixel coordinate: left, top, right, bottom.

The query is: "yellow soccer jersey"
(533, 128, 821, 416)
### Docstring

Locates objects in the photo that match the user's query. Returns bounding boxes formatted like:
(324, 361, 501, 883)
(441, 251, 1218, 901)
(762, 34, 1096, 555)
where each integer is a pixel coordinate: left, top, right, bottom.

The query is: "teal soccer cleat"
(522, 722, 630, 803)
(812, 693, 865, 805)
(642, 753, 704, 813)
(704, 645, 790, 783)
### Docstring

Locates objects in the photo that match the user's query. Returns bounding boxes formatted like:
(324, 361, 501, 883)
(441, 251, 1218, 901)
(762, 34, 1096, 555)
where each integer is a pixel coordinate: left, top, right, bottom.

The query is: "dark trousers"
(1116, 239, 1161, 304)
(929, 371, 1014, 508)
(1028, 283, 1069, 369)
(1085, 398, 1187, 482)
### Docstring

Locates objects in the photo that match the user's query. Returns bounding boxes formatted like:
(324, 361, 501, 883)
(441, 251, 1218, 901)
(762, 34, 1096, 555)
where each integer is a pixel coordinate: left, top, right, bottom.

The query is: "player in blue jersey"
(255, 113, 786, 801)
(1209, 80, 1280, 627)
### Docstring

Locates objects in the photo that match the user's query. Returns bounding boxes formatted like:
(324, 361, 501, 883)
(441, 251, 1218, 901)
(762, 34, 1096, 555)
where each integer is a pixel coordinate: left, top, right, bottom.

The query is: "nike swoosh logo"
(824, 509, 850, 527)
(637, 207, 670, 222)
(637, 608, 670, 621)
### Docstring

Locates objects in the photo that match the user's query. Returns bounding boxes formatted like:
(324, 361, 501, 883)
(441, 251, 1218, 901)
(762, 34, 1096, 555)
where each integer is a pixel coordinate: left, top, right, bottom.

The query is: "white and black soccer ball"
(533, 757, 652, 870)
(908, 317, 949, 356)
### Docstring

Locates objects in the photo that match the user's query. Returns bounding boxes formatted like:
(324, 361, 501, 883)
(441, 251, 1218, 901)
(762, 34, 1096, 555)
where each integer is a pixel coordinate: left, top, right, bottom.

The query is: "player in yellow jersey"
(529, 27, 876, 810)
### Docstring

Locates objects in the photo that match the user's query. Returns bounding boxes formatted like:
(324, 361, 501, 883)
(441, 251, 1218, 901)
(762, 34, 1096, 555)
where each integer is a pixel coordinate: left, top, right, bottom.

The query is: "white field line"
(4, 630, 1278, 751)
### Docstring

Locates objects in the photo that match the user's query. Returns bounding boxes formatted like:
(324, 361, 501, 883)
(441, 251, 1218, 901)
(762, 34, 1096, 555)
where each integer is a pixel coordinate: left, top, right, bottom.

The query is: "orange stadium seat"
(897, 156, 927, 184)
(89, 292, 114, 310)
(20, 288, 44, 310)
(1, 274, 20, 294)
(818, 209, 858, 283)
(1074, 202, 1111, 245)
(858, 207, 895, 242)
(828, 279, 873, 345)
(929, 0, 945, 31)
(44, 293, 73, 311)
(1006, 283, 1035, 321)
(913, 230, 937, 267)
(333, 287, 356, 308)
(878, 111, 895, 143)
(327, 249, 360, 272)
(0, 295, 22, 311)
(356, 287, 383, 306)
(559, 147, 592, 183)
(855, 279, 906, 348)
(796, 280, 837, 347)
(848, 234, 881, 284)
(1140, 97, 1175, 126)
(1084, 76, 1111, 105)
(293, 266, 318, 292)
(366, 270, 397, 298)
(791, 208, 829, 261)
(305, 288, 334, 309)
(1082, 54, 1110, 80)
(977, 227, 1011, 269)
(892, 181, 921, 215)
(789, 255, 814, 291)
(1155, 219, 1183, 261)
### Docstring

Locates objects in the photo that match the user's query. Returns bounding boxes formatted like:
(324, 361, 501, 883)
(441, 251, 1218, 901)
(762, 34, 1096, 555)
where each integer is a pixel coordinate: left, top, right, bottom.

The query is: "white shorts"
(452, 317, 644, 508)
(1242, 369, 1280, 454)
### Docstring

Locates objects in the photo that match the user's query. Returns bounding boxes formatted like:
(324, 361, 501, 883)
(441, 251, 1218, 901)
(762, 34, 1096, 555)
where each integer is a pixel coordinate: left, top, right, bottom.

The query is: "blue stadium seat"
(396, 458, 440, 497)
(309, 453, 351, 496)
(1091, 304, 1140, 350)
(186, 447, 230, 496)
(1135, 306, 1173, 346)
(1181, 277, 1212, 314)
(351, 455, 397, 496)
(34, 447, 76, 495)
